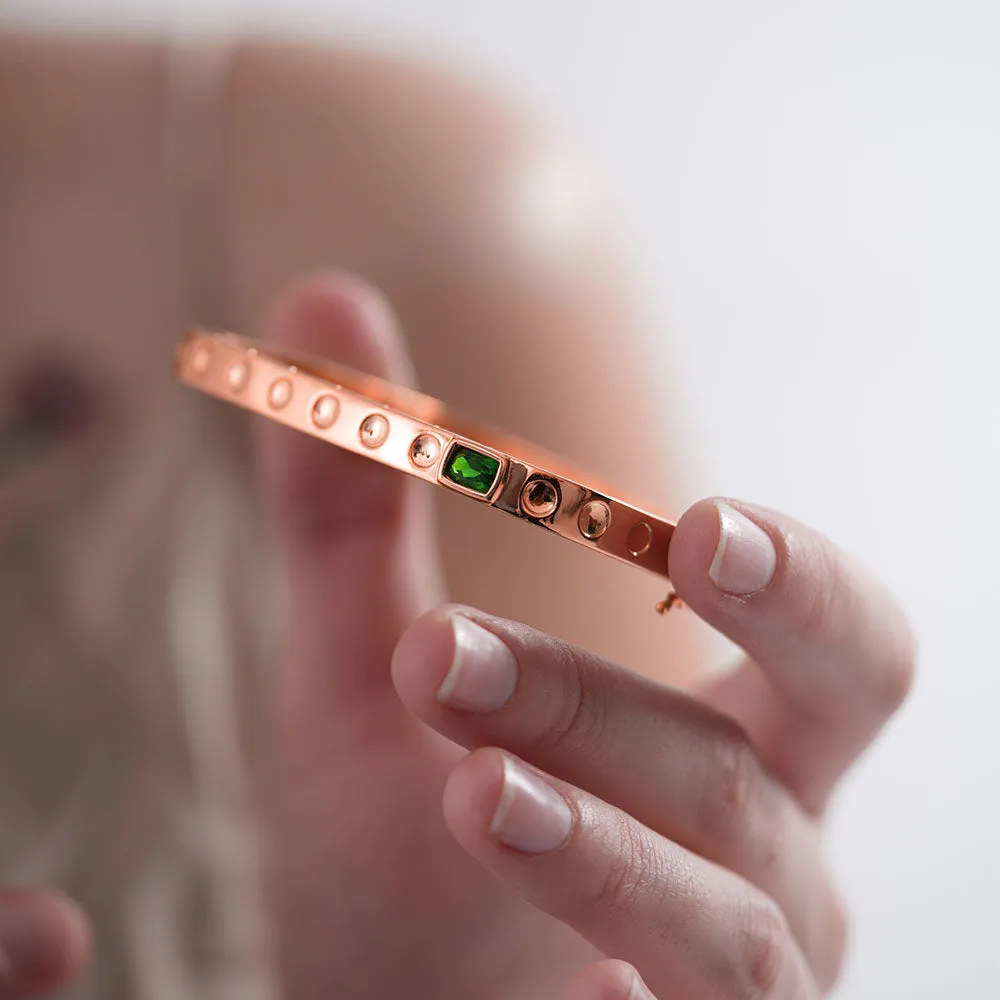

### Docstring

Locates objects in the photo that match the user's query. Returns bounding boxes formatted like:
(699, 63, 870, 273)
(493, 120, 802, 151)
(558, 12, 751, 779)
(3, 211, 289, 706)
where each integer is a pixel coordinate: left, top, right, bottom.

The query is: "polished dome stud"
(409, 433, 441, 468)
(310, 394, 340, 429)
(267, 378, 293, 410)
(578, 500, 611, 540)
(226, 362, 250, 392)
(359, 413, 389, 448)
(520, 478, 560, 518)
(626, 521, 653, 557)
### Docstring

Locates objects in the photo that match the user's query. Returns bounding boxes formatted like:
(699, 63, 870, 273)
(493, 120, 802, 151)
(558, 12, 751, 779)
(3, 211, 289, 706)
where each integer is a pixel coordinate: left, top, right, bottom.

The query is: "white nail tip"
(625, 972, 651, 1000)
(437, 615, 518, 713)
(489, 756, 519, 836)
(489, 755, 573, 853)
(709, 504, 737, 584)
(436, 615, 489, 703)
(709, 502, 777, 596)
(435, 654, 462, 704)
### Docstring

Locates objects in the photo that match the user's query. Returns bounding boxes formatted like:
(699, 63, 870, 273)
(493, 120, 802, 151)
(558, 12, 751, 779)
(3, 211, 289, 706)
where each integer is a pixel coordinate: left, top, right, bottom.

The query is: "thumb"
(257, 272, 445, 701)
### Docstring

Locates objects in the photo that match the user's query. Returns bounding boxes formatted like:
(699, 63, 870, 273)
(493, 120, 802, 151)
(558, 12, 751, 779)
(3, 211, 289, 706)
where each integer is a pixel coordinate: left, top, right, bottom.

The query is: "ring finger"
(445, 747, 818, 1000)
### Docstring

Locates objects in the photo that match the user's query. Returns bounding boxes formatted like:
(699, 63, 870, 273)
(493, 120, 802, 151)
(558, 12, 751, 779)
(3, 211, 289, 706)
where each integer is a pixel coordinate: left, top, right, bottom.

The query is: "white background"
(4, 1, 999, 997)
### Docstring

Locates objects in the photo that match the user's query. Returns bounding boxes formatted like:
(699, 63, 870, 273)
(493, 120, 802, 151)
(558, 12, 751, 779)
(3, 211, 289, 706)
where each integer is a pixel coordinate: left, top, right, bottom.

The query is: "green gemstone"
(445, 445, 501, 495)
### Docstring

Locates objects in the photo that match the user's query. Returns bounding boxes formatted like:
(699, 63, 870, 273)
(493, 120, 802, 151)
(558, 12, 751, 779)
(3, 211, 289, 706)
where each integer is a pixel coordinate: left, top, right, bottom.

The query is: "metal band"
(175, 329, 678, 586)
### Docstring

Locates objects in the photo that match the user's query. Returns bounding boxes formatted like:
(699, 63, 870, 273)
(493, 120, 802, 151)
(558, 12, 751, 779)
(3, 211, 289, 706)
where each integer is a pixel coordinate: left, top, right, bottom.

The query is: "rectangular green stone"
(444, 444, 501, 495)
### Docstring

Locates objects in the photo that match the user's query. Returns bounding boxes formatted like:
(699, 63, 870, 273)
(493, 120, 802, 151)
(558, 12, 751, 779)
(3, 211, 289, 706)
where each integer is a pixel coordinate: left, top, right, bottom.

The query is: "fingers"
(256, 272, 445, 701)
(444, 749, 819, 1000)
(565, 960, 658, 1000)
(392, 608, 845, 985)
(669, 498, 917, 812)
(258, 271, 415, 551)
(0, 890, 90, 999)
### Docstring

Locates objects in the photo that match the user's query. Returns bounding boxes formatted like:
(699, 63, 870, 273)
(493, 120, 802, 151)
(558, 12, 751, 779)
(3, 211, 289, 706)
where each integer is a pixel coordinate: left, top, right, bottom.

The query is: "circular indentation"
(310, 394, 340, 429)
(626, 521, 653, 557)
(578, 500, 611, 540)
(190, 346, 211, 376)
(226, 362, 250, 392)
(359, 413, 389, 448)
(267, 378, 293, 410)
(409, 433, 441, 468)
(520, 478, 560, 518)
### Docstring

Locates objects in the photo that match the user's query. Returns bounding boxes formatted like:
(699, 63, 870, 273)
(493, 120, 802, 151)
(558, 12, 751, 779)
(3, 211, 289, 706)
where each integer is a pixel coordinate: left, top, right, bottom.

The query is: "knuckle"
(797, 536, 846, 643)
(799, 871, 851, 992)
(875, 619, 918, 715)
(592, 816, 659, 922)
(798, 534, 918, 718)
(539, 645, 612, 763)
(735, 894, 794, 1000)
(820, 894, 851, 991)
(699, 720, 768, 850)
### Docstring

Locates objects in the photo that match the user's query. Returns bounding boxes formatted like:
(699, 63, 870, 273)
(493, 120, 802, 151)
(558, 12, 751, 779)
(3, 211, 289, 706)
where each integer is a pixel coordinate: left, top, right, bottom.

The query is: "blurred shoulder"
(223, 39, 618, 325)
(219, 42, 694, 678)
(226, 38, 543, 172)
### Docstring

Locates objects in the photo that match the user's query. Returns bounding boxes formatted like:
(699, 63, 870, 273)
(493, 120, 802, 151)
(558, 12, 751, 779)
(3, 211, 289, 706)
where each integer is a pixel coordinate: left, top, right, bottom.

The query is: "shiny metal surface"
(176, 330, 677, 582)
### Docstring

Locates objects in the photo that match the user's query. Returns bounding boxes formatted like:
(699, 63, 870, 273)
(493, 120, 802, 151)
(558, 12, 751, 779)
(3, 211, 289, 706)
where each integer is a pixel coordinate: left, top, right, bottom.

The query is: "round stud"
(626, 521, 653, 557)
(190, 346, 211, 376)
(310, 394, 340, 429)
(267, 378, 293, 410)
(409, 433, 441, 469)
(520, 478, 560, 518)
(578, 500, 611, 540)
(359, 413, 389, 448)
(226, 362, 250, 392)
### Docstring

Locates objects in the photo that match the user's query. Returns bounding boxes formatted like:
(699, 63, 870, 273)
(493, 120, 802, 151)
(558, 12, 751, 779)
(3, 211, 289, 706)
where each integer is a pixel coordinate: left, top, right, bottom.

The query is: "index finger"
(256, 273, 445, 700)
(668, 499, 917, 813)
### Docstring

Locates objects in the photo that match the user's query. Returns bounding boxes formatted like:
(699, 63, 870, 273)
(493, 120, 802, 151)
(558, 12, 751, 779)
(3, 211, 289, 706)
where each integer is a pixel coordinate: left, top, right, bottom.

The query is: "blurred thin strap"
(164, 37, 279, 1000)
(165, 35, 234, 331)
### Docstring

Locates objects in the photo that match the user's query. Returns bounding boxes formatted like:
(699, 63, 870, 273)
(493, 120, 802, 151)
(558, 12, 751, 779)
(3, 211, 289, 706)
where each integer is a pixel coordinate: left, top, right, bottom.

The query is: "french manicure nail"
(490, 755, 573, 854)
(574, 965, 654, 1000)
(626, 971, 655, 1000)
(709, 503, 777, 596)
(437, 616, 518, 713)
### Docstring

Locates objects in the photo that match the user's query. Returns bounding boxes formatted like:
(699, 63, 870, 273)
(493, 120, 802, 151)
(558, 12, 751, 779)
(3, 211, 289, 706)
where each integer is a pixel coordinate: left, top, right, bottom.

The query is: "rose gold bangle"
(175, 330, 681, 613)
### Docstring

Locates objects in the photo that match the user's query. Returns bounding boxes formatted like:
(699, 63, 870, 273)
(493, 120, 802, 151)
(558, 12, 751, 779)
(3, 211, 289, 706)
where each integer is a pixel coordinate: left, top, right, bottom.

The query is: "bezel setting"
(438, 440, 506, 501)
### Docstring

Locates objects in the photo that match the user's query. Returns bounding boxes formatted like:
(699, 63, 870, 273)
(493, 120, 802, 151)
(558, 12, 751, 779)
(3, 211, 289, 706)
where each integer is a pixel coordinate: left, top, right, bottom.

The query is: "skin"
(258, 277, 915, 1000)
(0, 34, 702, 665)
(0, 36, 915, 1000)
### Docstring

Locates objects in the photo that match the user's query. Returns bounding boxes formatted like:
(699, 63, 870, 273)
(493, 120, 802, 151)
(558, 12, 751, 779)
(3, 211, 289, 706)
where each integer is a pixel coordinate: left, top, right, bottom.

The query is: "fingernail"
(0, 892, 90, 988)
(626, 971, 655, 1000)
(709, 503, 777, 596)
(490, 755, 573, 854)
(574, 965, 654, 1000)
(437, 615, 518, 713)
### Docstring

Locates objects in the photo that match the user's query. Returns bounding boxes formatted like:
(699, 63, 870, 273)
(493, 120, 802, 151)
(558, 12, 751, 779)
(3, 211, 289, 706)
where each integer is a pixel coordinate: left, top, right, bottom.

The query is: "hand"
(390, 499, 916, 998)
(0, 890, 89, 998)
(259, 274, 915, 999)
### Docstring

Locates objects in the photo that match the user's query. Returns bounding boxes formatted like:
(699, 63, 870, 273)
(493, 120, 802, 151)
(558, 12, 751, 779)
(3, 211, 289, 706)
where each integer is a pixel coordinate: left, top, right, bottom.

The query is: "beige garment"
(0, 41, 277, 1000)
